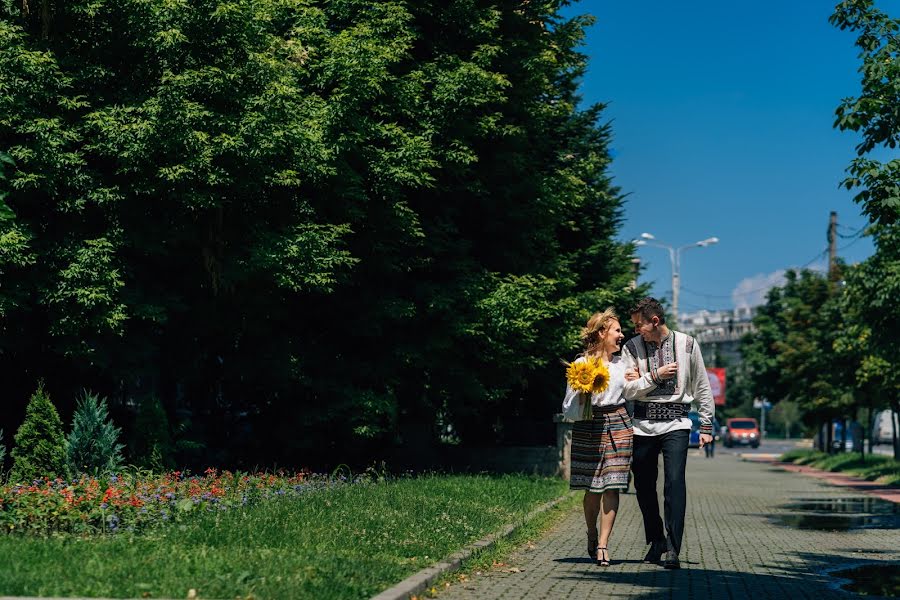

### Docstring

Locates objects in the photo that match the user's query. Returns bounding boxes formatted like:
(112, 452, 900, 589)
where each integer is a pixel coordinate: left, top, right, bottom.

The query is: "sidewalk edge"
(369, 490, 576, 600)
(760, 460, 900, 504)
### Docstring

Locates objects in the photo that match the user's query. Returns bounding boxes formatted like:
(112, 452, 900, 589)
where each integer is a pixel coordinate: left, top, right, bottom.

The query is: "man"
(622, 297, 714, 569)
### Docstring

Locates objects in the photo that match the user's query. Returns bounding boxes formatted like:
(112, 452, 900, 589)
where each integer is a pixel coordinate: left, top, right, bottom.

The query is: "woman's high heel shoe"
(597, 546, 610, 567)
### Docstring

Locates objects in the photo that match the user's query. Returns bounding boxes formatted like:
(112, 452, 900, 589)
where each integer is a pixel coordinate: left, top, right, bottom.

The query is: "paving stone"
(437, 450, 900, 600)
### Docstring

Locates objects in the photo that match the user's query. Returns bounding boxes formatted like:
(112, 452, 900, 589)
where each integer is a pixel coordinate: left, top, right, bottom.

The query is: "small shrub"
(778, 449, 816, 463)
(67, 391, 125, 476)
(130, 396, 174, 470)
(10, 382, 68, 482)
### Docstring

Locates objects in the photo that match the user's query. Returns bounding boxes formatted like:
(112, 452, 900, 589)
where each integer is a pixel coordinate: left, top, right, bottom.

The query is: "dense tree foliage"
(831, 0, 900, 456)
(0, 0, 640, 468)
(831, 0, 900, 226)
(740, 270, 850, 427)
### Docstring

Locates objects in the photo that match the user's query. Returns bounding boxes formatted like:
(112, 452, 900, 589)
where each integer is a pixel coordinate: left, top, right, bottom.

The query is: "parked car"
(873, 410, 899, 445)
(688, 413, 720, 448)
(723, 417, 760, 448)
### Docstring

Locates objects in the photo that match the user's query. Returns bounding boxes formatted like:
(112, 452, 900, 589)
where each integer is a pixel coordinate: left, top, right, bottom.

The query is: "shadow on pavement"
(550, 551, 900, 599)
(553, 557, 646, 565)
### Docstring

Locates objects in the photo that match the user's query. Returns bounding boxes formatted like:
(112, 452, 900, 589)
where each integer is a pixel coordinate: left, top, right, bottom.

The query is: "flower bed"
(0, 468, 361, 535)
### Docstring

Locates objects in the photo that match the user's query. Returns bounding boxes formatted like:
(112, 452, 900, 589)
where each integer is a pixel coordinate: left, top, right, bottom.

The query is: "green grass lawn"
(0, 474, 568, 599)
(779, 449, 900, 485)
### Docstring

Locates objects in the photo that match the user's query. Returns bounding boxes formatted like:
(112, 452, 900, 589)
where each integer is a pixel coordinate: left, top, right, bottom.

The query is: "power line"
(836, 225, 868, 239)
(799, 248, 829, 269)
(677, 248, 828, 300)
(838, 235, 867, 252)
(680, 287, 732, 299)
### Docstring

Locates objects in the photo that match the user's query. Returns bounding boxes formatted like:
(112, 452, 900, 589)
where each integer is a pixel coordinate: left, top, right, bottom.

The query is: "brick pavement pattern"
(437, 451, 900, 600)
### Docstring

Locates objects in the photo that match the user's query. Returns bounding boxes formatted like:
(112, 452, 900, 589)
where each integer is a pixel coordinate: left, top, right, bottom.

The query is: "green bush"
(10, 383, 68, 482)
(778, 449, 826, 464)
(130, 396, 174, 470)
(779, 449, 900, 485)
(66, 391, 124, 476)
(0, 428, 6, 473)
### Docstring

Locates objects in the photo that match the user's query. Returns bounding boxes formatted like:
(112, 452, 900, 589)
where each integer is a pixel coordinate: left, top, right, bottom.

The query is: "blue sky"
(561, 0, 899, 312)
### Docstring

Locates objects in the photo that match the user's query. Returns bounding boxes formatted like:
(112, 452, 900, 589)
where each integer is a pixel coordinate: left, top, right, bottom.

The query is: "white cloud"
(731, 270, 786, 309)
(731, 259, 829, 309)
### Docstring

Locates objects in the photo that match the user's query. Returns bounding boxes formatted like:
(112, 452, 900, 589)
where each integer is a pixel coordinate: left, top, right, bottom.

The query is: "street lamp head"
(633, 239, 647, 246)
(640, 232, 656, 240)
(697, 237, 719, 247)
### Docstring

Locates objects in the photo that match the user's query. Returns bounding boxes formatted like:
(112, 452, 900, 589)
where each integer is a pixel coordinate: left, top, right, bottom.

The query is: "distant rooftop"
(680, 306, 757, 343)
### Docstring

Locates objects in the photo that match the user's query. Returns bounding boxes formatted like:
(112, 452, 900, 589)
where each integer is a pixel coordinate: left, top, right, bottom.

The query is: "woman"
(562, 308, 634, 567)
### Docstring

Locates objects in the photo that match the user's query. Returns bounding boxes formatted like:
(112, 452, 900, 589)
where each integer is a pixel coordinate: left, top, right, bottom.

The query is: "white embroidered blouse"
(561, 355, 627, 417)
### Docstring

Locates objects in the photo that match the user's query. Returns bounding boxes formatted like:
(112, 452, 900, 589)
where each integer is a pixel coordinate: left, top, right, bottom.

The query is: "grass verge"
(429, 491, 581, 598)
(0, 474, 568, 600)
(779, 449, 900, 485)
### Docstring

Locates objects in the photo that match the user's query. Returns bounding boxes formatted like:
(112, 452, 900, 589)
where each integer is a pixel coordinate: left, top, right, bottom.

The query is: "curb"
(369, 491, 576, 600)
(760, 460, 900, 504)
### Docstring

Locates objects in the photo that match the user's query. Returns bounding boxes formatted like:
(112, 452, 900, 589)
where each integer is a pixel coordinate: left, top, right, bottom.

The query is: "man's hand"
(657, 362, 678, 380)
(624, 369, 640, 382)
(698, 433, 713, 448)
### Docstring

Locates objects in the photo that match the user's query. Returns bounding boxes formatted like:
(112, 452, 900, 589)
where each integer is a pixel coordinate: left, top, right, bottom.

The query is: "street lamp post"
(634, 233, 719, 329)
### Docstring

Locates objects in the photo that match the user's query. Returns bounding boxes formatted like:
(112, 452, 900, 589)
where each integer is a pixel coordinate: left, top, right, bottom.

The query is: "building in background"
(679, 307, 756, 367)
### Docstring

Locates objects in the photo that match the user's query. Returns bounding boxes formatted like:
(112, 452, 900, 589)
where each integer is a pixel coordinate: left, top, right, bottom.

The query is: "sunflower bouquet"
(565, 356, 611, 420)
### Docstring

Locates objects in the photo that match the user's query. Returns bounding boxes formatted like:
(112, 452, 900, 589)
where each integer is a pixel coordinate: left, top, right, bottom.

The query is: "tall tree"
(831, 0, 900, 457)
(0, 0, 638, 467)
(741, 269, 851, 442)
(831, 0, 900, 226)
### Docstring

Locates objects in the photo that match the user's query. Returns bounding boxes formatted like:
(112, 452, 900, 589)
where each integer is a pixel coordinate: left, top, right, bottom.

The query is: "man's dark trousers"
(631, 429, 689, 555)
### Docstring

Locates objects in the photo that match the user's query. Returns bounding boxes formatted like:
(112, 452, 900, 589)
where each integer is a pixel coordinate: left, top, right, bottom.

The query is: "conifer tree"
(10, 382, 68, 482)
(130, 396, 174, 471)
(67, 391, 124, 476)
(0, 428, 6, 473)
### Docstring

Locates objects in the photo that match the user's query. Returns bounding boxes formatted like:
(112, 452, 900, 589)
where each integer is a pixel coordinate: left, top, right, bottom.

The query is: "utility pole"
(828, 211, 838, 279)
(760, 401, 766, 439)
(824, 211, 840, 451)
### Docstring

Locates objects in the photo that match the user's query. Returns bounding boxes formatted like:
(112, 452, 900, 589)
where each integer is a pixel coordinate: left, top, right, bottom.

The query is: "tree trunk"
(869, 405, 875, 455)
(892, 402, 899, 461)
(861, 407, 868, 463)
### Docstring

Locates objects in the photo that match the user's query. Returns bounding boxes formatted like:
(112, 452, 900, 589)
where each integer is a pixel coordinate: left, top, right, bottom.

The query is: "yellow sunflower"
(566, 356, 611, 395)
(566, 359, 597, 394)
(592, 359, 610, 394)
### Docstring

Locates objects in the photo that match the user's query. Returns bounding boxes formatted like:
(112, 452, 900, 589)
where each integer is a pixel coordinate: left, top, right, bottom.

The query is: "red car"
(723, 418, 760, 448)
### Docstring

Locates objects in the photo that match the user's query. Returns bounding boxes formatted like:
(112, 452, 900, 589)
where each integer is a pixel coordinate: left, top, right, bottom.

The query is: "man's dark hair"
(629, 297, 666, 325)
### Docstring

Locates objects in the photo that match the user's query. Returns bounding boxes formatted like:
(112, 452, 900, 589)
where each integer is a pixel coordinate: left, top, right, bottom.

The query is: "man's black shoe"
(643, 540, 666, 563)
(663, 550, 680, 569)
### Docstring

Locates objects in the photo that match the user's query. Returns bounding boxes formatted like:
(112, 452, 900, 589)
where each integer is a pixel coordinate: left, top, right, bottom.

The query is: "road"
(716, 437, 896, 458)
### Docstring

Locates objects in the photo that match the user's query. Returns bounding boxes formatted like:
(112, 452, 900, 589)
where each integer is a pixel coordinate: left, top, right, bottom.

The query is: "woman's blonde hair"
(581, 307, 619, 356)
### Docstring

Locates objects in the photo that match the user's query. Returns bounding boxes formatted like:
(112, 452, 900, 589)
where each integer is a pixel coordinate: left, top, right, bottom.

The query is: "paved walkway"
(437, 450, 900, 599)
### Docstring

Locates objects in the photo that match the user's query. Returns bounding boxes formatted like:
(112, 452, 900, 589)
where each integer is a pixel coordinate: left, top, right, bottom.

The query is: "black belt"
(633, 401, 687, 421)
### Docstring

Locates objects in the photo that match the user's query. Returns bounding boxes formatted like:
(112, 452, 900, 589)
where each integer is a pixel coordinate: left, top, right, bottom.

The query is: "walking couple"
(561, 297, 715, 569)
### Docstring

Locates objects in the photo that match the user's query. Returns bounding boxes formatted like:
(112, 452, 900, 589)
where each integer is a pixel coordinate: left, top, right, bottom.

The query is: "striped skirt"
(569, 404, 633, 493)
